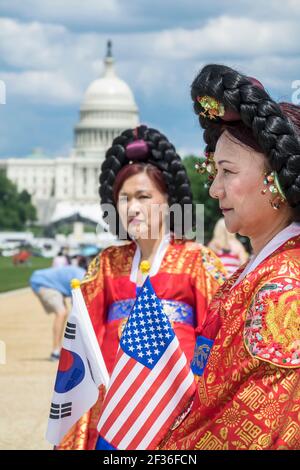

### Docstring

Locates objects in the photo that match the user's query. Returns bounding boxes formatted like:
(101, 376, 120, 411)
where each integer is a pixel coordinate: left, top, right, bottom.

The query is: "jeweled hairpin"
(195, 152, 217, 188)
(196, 96, 225, 120)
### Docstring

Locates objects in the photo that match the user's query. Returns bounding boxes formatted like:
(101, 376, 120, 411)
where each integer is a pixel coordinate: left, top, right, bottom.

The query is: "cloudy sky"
(0, 0, 299, 159)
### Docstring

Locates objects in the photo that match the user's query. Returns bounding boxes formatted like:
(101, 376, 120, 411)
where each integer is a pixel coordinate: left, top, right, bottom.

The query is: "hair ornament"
(195, 152, 217, 188)
(125, 139, 149, 161)
(196, 96, 225, 120)
(261, 170, 287, 210)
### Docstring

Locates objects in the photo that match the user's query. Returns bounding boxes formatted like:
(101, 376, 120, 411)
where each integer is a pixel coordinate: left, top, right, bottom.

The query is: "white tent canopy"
(50, 201, 108, 230)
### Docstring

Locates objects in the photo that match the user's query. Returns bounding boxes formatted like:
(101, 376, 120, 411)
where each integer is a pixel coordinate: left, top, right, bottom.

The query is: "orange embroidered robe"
(163, 235, 300, 450)
(57, 239, 225, 450)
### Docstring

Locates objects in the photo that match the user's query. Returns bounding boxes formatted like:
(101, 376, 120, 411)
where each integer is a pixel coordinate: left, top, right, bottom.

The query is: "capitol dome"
(74, 41, 139, 157)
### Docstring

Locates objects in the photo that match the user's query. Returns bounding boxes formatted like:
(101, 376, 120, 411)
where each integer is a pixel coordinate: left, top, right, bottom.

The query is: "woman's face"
(117, 172, 168, 240)
(209, 131, 286, 237)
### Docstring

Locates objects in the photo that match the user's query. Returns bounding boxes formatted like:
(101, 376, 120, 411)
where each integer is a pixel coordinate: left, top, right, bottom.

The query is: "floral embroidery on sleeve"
(244, 277, 300, 367)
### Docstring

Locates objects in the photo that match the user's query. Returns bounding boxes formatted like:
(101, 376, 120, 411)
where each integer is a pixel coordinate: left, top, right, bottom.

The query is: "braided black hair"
(99, 125, 194, 237)
(191, 64, 300, 221)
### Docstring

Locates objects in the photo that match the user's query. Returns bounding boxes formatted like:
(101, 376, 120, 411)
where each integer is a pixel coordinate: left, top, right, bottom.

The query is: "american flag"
(96, 276, 196, 450)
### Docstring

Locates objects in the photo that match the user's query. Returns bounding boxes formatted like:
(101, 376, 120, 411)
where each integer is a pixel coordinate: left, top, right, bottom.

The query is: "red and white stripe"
(217, 252, 241, 276)
(97, 336, 195, 450)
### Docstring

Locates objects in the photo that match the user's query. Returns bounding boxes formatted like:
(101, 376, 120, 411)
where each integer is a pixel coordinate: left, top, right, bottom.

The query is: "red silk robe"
(162, 235, 300, 450)
(57, 239, 225, 450)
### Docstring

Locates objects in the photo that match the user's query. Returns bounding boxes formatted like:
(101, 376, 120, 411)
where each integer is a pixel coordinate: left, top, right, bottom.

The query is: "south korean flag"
(46, 279, 109, 446)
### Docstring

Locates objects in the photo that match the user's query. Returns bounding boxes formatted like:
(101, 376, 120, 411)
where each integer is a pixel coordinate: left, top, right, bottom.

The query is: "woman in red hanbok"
(162, 65, 300, 450)
(57, 125, 226, 449)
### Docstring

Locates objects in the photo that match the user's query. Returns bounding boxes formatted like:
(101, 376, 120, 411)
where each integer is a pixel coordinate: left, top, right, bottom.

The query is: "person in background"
(208, 217, 249, 276)
(29, 265, 86, 360)
(70, 255, 89, 270)
(12, 249, 31, 266)
(76, 256, 89, 271)
(56, 124, 226, 450)
(52, 249, 69, 268)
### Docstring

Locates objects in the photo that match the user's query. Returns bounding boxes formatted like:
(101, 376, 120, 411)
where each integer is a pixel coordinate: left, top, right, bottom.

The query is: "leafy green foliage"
(0, 170, 37, 230)
(183, 156, 221, 243)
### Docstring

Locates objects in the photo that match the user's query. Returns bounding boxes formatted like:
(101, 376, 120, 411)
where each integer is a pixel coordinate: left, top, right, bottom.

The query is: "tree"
(0, 170, 37, 230)
(183, 155, 221, 244)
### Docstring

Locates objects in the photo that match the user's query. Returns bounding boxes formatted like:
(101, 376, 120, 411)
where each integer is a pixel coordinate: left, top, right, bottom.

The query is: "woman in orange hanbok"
(162, 65, 300, 450)
(57, 125, 226, 450)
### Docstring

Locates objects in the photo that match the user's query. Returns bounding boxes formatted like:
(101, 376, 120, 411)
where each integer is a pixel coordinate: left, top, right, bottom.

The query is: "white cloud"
(0, 0, 120, 24)
(2, 71, 80, 104)
(2, 0, 300, 30)
(0, 18, 107, 104)
(0, 4, 299, 158)
(224, 55, 300, 101)
(115, 17, 300, 100)
(0, 18, 69, 69)
(267, 0, 300, 18)
(0, 15, 299, 105)
(149, 16, 300, 59)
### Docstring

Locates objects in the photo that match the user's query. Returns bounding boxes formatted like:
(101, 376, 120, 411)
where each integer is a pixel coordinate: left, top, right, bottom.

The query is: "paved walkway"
(0, 288, 58, 449)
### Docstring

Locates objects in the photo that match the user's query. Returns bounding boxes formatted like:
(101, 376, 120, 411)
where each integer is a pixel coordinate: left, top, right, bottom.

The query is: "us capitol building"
(0, 41, 139, 227)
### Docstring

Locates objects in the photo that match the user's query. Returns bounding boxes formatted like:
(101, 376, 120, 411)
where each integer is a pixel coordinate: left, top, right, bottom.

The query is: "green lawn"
(0, 256, 52, 293)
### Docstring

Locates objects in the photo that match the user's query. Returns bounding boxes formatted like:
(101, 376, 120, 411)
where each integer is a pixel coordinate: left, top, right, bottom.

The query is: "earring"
(270, 199, 283, 210)
(261, 171, 286, 210)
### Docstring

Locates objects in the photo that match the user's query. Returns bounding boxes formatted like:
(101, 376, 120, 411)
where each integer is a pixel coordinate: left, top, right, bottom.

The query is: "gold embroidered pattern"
(160, 242, 226, 298)
(237, 383, 267, 411)
(161, 237, 300, 450)
(216, 401, 247, 428)
(262, 291, 300, 349)
(245, 277, 300, 367)
(195, 431, 224, 450)
(282, 419, 300, 447)
(81, 254, 101, 284)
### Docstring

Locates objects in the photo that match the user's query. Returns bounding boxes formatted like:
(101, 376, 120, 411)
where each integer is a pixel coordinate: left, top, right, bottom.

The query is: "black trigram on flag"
(64, 321, 76, 340)
(49, 402, 72, 420)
